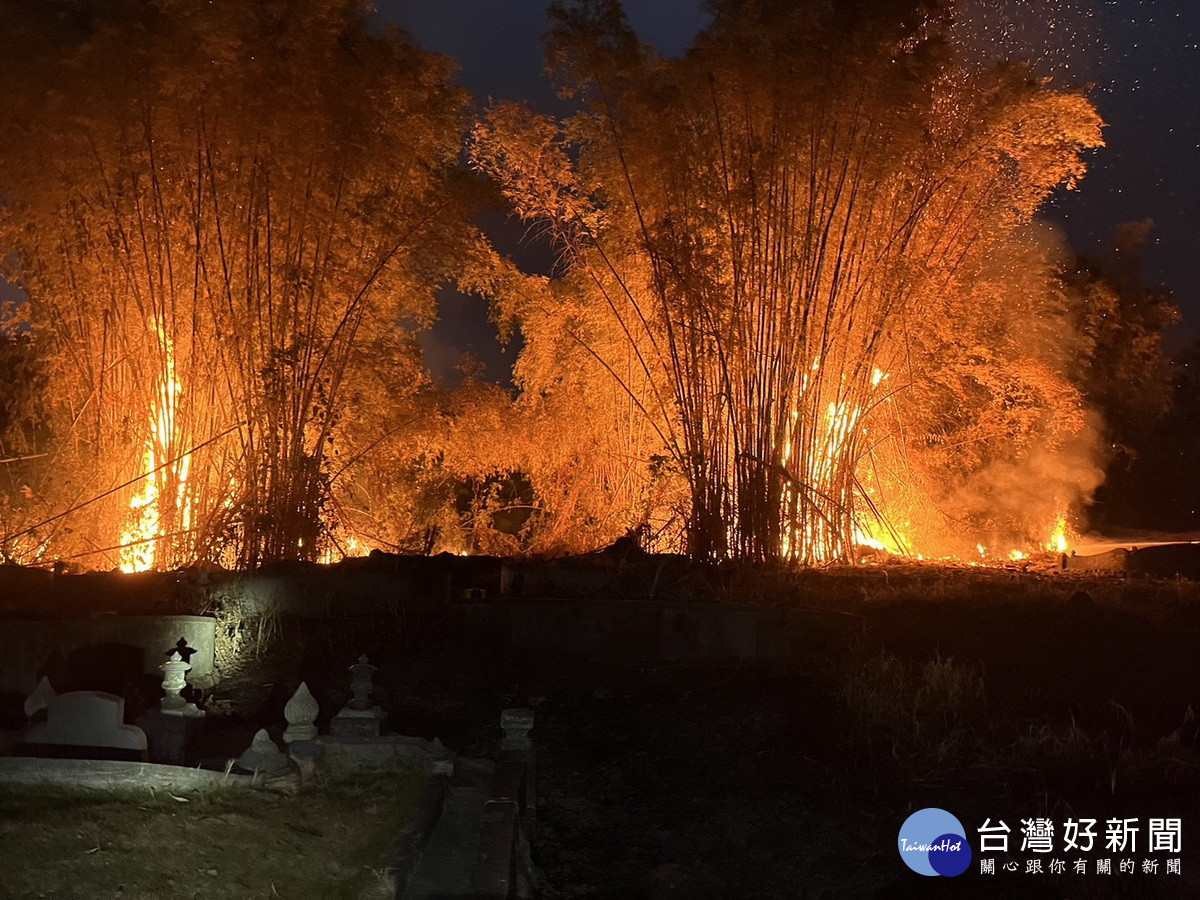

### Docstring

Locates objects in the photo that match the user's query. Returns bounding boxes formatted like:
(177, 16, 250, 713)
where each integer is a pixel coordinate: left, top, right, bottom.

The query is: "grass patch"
(839, 649, 989, 771)
(0, 775, 427, 899)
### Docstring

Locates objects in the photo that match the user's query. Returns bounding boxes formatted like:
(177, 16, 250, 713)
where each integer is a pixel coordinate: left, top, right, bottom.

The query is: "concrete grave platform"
(0, 757, 254, 791)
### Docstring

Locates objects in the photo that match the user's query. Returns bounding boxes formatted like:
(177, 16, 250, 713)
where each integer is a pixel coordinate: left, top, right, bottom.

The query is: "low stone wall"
(1064, 544, 1200, 579)
(0, 615, 215, 695)
(1063, 549, 1131, 573)
(448, 598, 803, 664)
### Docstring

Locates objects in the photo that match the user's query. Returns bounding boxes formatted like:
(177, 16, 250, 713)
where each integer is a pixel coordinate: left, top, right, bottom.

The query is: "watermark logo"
(898, 808, 973, 876)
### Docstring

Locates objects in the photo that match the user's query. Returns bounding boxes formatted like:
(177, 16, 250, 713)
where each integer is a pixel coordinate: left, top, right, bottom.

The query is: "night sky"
(377, 0, 713, 383)
(380, 0, 1200, 378)
(1043, 1, 1200, 346)
(2, 2, 1195, 375)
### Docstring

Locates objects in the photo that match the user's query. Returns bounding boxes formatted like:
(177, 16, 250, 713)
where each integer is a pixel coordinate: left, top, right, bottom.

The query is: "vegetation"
(0, 0, 1180, 570)
(0, 776, 426, 899)
(0, 0, 494, 568)
(472, 0, 1108, 562)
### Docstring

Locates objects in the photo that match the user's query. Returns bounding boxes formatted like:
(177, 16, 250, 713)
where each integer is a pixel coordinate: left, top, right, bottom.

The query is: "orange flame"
(119, 326, 190, 573)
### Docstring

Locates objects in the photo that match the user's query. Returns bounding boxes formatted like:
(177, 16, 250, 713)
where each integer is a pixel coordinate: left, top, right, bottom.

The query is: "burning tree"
(471, 0, 1104, 563)
(0, 0, 486, 568)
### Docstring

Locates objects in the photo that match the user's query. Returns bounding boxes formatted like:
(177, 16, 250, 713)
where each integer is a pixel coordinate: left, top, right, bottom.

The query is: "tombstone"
(234, 728, 290, 776)
(23, 676, 56, 720)
(22, 691, 147, 761)
(283, 682, 318, 744)
(330, 655, 385, 739)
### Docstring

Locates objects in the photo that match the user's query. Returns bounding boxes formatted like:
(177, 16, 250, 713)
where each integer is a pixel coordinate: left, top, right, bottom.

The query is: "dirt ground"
(0, 776, 426, 900)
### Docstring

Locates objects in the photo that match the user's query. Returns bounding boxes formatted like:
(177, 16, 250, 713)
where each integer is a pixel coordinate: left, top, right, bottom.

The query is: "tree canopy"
(0, 0, 1176, 570)
(471, 0, 1105, 562)
(0, 0, 494, 567)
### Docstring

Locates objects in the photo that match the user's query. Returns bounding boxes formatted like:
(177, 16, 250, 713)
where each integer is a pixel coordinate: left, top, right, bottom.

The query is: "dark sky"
(380, 0, 1200, 378)
(377, 1, 713, 383)
(4, 2, 1194, 375)
(1044, 1, 1200, 345)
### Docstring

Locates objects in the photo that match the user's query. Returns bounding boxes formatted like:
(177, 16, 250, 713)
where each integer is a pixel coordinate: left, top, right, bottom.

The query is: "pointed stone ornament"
(283, 682, 319, 744)
(24, 676, 56, 719)
(236, 728, 289, 775)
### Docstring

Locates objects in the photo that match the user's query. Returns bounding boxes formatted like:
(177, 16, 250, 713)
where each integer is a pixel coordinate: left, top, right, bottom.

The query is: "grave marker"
(23, 691, 147, 757)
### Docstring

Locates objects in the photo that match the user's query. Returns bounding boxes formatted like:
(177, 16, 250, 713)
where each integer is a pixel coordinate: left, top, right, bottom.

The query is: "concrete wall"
(1064, 544, 1200, 579)
(448, 599, 803, 664)
(1063, 549, 1130, 573)
(0, 615, 215, 695)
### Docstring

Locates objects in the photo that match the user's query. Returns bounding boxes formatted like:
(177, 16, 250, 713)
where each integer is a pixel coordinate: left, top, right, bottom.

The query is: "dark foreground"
(232, 565, 1200, 898)
(7, 562, 1200, 897)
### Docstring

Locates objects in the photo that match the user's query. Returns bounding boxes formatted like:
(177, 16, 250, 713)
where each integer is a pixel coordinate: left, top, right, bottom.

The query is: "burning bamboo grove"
(472, 0, 1104, 563)
(0, 0, 1168, 571)
(0, 0, 486, 569)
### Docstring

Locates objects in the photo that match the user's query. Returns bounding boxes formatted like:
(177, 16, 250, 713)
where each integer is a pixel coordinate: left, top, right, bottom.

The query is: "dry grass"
(202, 581, 285, 680)
(0, 775, 426, 899)
(839, 649, 988, 769)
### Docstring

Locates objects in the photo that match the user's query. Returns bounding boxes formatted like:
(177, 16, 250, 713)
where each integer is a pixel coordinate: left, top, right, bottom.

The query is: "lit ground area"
(0, 776, 426, 899)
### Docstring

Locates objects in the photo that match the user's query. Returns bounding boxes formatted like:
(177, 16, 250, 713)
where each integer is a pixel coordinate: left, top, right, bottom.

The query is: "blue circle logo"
(898, 808, 972, 876)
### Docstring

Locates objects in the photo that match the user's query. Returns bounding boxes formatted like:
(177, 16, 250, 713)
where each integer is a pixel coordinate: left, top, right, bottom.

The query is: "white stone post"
(160, 650, 191, 711)
(500, 708, 534, 751)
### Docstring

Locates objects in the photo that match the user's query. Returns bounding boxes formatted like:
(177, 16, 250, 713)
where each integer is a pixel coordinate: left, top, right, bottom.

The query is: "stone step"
(401, 759, 494, 899)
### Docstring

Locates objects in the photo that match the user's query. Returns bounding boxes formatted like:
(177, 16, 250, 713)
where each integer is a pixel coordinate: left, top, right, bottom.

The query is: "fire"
(780, 360, 899, 563)
(850, 506, 1070, 566)
(318, 532, 369, 565)
(1048, 516, 1070, 554)
(780, 398, 865, 562)
(119, 326, 191, 573)
(854, 529, 890, 553)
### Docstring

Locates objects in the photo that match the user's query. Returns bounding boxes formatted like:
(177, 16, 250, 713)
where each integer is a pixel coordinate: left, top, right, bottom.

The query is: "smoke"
(945, 408, 1107, 553)
(893, 220, 1113, 557)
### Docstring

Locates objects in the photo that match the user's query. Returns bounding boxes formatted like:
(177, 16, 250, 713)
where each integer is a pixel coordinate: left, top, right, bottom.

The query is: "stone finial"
(348, 655, 376, 710)
(24, 676, 56, 719)
(283, 682, 319, 744)
(168, 637, 197, 664)
(160, 641, 194, 712)
(500, 708, 534, 751)
(236, 728, 289, 775)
